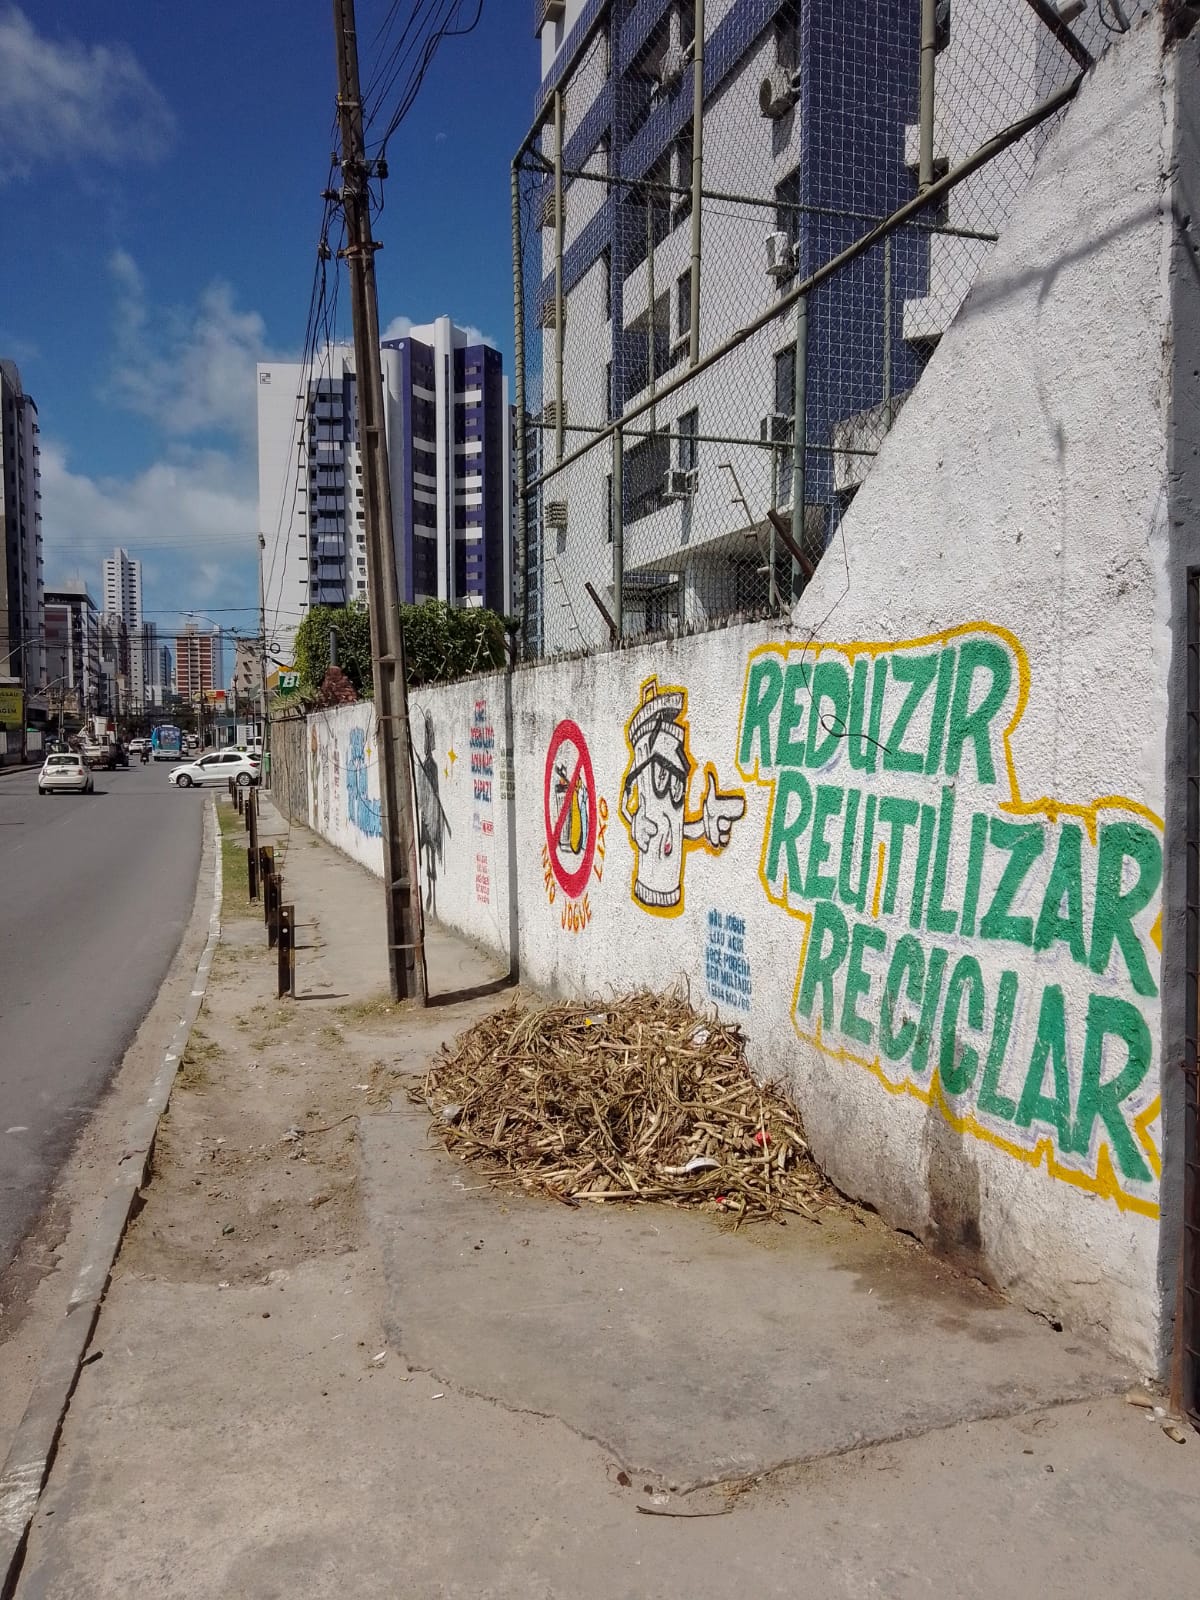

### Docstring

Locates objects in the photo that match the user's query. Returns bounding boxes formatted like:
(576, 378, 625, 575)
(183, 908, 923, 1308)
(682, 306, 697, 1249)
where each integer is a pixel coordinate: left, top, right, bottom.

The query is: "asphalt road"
(0, 760, 205, 1274)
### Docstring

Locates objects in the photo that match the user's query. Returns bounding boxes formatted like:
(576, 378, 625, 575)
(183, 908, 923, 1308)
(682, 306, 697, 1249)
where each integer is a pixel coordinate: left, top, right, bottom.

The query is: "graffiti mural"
(736, 623, 1163, 1217)
(620, 677, 745, 916)
(705, 908, 752, 1013)
(471, 697, 494, 808)
(346, 725, 382, 839)
(415, 711, 451, 914)
(542, 718, 608, 934)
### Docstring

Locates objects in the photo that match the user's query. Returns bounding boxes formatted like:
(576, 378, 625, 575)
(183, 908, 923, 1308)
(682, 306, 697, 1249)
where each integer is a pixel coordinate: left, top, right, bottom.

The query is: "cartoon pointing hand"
(698, 770, 745, 850)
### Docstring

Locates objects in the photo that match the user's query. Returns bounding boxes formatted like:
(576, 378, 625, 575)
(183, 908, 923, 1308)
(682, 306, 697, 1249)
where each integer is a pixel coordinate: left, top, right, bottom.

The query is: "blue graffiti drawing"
(347, 726, 383, 839)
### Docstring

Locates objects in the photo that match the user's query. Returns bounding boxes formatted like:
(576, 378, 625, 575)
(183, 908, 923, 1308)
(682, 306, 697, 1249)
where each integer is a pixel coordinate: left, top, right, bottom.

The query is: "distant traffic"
(35, 715, 261, 798)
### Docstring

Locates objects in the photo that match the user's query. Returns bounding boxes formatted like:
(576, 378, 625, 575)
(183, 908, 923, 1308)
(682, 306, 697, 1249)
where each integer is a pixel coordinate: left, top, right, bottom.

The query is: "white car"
(38, 753, 94, 795)
(169, 750, 260, 789)
(128, 737, 149, 754)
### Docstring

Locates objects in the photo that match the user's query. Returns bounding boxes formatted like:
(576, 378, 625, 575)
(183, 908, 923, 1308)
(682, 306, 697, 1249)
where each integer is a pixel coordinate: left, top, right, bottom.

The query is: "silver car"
(38, 753, 94, 795)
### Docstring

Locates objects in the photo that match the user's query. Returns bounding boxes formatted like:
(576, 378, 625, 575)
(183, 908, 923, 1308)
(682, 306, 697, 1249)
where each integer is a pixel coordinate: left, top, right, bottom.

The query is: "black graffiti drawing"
(414, 711, 451, 915)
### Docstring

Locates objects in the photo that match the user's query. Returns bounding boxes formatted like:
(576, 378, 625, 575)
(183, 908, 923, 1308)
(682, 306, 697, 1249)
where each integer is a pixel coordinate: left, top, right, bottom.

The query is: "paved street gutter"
(0, 801, 223, 1600)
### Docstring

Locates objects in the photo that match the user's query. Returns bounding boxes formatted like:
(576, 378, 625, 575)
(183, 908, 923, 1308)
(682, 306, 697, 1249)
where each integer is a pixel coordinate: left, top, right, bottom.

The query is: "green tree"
(399, 600, 509, 685)
(293, 600, 509, 704)
(293, 605, 374, 700)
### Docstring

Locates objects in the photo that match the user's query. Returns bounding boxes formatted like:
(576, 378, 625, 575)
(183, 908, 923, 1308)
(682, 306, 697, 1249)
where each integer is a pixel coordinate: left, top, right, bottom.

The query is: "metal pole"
(646, 187, 656, 430)
(511, 162, 529, 655)
(882, 234, 893, 404)
(919, 0, 937, 191)
(553, 87, 565, 463)
(331, 0, 426, 1005)
(769, 447, 779, 610)
(688, 0, 705, 365)
(259, 531, 273, 787)
(612, 426, 624, 639)
(790, 292, 808, 601)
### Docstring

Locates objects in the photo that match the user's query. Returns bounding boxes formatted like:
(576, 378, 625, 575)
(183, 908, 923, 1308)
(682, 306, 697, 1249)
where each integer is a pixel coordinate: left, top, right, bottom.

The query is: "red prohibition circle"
(544, 719, 598, 901)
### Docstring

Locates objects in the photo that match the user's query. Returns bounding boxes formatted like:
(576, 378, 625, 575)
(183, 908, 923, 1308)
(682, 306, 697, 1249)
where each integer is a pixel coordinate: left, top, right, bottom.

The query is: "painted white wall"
(306, 701, 385, 878)
(297, 19, 1177, 1370)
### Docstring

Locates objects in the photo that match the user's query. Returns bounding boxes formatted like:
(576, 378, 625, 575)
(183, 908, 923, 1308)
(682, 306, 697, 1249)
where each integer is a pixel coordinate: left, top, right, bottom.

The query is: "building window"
(774, 6, 800, 71)
(676, 0, 696, 50)
(677, 409, 698, 472)
(676, 269, 691, 340)
(775, 168, 801, 249)
(773, 348, 796, 501)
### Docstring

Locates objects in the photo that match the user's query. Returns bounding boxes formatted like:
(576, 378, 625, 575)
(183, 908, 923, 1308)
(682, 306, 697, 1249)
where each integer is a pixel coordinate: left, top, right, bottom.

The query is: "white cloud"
(107, 251, 267, 441)
(381, 314, 497, 349)
(39, 438, 258, 617)
(0, 7, 174, 182)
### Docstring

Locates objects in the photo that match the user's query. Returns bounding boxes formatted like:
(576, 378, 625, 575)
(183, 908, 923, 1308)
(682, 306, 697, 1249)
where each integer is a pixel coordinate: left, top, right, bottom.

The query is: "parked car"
(38, 753, 93, 796)
(169, 750, 260, 789)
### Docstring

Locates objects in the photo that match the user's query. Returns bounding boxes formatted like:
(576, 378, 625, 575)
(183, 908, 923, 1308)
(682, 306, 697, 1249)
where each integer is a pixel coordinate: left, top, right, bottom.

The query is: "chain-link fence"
(513, 0, 1118, 659)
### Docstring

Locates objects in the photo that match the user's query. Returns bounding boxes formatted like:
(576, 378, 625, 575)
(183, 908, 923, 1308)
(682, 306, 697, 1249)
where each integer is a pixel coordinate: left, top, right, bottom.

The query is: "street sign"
(277, 671, 300, 696)
(0, 686, 23, 724)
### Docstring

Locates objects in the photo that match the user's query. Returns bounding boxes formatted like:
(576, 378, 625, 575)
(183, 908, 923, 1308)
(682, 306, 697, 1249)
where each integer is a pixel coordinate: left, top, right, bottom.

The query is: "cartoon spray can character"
(620, 678, 745, 911)
(554, 758, 589, 860)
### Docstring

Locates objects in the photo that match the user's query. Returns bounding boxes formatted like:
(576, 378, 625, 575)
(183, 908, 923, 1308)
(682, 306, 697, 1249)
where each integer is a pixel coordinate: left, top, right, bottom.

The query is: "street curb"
(0, 799, 223, 1600)
(0, 765, 38, 780)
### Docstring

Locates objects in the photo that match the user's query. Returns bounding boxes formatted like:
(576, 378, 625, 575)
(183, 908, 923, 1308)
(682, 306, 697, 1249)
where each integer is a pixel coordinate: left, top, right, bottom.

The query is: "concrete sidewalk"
(12, 799, 1200, 1598)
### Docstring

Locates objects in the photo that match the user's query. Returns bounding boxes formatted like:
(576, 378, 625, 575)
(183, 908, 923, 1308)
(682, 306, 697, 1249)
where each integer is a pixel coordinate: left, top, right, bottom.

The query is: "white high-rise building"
(256, 319, 510, 664)
(101, 547, 147, 709)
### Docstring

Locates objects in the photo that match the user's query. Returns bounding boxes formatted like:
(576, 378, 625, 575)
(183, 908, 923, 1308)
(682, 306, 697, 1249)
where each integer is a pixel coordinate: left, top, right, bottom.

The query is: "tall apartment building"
(231, 637, 261, 710)
(141, 620, 162, 707)
(257, 317, 511, 662)
(44, 584, 102, 716)
(0, 359, 45, 693)
(160, 645, 174, 700)
(527, 0, 1103, 652)
(101, 547, 147, 708)
(175, 624, 222, 702)
(99, 612, 130, 718)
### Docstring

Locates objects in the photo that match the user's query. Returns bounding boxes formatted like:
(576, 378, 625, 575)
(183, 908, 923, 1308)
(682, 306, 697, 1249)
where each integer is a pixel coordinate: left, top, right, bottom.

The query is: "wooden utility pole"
(331, 0, 426, 1004)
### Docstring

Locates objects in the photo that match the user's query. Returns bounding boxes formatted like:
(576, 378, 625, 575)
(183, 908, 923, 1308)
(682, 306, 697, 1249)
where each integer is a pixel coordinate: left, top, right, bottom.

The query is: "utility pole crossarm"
(331, 0, 427, 1005)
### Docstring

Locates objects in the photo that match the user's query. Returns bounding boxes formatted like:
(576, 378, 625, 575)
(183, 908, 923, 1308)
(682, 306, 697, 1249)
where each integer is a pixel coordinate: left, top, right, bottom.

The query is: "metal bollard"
(277, 904, 295, 998)
(259, 845, 274, 923)
(248, 842, 259, 902)
(267, 872, 282, 949)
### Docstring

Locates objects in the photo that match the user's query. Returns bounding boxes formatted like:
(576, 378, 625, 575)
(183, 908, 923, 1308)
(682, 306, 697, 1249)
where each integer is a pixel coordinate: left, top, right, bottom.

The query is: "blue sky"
(0, 2, 534, 651)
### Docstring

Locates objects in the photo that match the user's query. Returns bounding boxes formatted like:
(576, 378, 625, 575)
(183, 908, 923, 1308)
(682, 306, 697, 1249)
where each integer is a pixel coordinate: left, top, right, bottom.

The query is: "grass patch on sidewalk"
(217, 799, 255, 917)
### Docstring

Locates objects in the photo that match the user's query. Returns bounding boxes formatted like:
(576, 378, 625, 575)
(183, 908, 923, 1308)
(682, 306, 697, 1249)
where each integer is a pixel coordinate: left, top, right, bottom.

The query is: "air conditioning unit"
(545, 500, 569, 529)
(663, 468, 698, 500)
(760, 413, 793, 444)
(657, 41, 689, 90)
(538, 298, 561, 329)
(541, 399, 567, 428)
(760, 66, 801, 120)
(539, 191, 558, 230)
(765, 231, 796, 280)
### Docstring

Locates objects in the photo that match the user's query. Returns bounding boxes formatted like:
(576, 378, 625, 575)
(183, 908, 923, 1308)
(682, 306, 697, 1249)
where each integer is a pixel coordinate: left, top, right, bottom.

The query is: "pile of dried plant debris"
(417, 992, 830, 1225)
